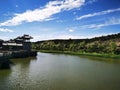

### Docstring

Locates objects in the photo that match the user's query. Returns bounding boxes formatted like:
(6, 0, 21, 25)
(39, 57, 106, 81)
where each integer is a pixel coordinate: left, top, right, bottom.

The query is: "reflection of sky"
(0, 0, 120, 41)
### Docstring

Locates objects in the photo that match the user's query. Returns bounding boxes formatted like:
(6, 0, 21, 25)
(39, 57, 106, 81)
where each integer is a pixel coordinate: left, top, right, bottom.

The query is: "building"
(0, 34, 33, 52)
(0, 39, 3, 50)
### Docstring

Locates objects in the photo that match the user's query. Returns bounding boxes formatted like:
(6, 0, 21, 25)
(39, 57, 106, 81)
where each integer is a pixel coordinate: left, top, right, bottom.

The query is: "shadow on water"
(10, 56, 36, 63)
(11, 57, 37, 65)
(0, 69, 11, 78)
(0, 57, 36, 80)
(0, 69, 12, 90)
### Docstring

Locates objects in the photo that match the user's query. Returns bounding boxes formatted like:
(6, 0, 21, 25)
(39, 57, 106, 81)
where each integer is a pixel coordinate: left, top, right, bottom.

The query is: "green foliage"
(32, 33, 120, 55)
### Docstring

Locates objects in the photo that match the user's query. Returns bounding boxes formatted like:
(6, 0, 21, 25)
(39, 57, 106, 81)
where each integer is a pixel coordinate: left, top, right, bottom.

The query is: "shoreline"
(39, 50, 120, 59)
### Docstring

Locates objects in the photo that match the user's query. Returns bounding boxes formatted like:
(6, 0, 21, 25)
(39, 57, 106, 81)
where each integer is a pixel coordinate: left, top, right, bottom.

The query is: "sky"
(0, 0, 120, 41)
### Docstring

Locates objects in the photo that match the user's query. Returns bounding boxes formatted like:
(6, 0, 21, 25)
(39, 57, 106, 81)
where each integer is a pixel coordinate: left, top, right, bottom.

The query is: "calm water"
(0, 52, 120, 90)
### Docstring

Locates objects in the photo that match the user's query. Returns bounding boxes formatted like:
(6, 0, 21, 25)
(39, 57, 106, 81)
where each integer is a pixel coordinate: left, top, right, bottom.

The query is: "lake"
(0, 52, 120, 90)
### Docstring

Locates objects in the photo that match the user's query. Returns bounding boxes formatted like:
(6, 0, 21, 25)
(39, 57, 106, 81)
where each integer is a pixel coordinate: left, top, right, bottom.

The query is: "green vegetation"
(32, 33, 120, 58)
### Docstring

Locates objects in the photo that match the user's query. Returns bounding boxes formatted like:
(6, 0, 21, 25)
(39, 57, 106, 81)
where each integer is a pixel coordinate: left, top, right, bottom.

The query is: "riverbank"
(39, 50, 120, 59)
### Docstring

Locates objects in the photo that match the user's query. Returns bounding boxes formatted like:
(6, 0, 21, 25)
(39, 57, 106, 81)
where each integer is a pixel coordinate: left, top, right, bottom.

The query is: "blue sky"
(0, 0, 120, 41)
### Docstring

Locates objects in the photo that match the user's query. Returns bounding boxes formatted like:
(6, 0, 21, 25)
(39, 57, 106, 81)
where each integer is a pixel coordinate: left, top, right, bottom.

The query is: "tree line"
(32, 33, 120, 55)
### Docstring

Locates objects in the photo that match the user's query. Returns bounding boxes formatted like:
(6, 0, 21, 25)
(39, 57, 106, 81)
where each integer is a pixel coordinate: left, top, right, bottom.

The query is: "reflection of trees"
(11, 57, 37, 69)
(10, 57, 37, 79)
(78, 55, 120, 63)
(0, 69, 11, 79)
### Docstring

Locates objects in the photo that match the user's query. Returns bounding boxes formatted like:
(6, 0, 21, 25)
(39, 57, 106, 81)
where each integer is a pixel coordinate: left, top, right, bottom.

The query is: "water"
(0, 52, 120, 90)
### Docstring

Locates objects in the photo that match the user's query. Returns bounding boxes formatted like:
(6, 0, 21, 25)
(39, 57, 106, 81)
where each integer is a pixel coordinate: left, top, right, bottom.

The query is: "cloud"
(0, 36, 10, 40)
(86, 0, 98, 4)
(76, 8, 120, 20)
(69, 29, 74, 32)
(81, 18, 120, 29)
(0, 28, 14, 32)
(56, 20, 66, 23)
(15, 5, 18, 8)
(0, 0, 85, 26)
(73, 12, 77, 15)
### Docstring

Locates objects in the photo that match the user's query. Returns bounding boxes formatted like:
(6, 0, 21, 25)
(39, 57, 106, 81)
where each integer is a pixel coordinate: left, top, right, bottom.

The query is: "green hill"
(32, 33, 120, 56)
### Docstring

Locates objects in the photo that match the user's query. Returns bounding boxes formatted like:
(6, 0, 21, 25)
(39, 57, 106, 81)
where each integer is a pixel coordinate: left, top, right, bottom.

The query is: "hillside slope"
(33, 33, 120, 55)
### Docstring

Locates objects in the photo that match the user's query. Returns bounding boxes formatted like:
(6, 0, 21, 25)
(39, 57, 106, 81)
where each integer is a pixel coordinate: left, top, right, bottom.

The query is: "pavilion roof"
(15, 34, 33, 41)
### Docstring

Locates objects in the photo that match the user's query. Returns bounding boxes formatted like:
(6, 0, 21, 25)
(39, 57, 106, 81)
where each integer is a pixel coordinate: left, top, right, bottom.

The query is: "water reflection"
(0, 69, 11, 90)
(50, 52, 120, 63)
(77, 55, 120, 63)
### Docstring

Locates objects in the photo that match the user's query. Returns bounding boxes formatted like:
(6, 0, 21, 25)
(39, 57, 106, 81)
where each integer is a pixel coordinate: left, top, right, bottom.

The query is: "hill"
(32, 33, 120, 55)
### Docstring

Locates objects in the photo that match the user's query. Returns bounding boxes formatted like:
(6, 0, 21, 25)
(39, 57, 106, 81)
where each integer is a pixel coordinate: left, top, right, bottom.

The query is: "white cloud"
(69, 29, 74, 32)
(86, 0, 98, 4)
(56, 20, 66, 23)
(15, 5, 18, 8)
(81, 18, 120, 29)
(0, 28, 14, 32)
(0, 0, 85, 26)
(73, 12, 77, 15)
(76, 8, 120, 20)
(0, 36, 10, 40)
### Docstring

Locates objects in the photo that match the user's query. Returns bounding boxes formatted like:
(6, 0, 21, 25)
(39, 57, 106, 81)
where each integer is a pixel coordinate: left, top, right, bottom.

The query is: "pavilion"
(1, 34, 33, 51)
